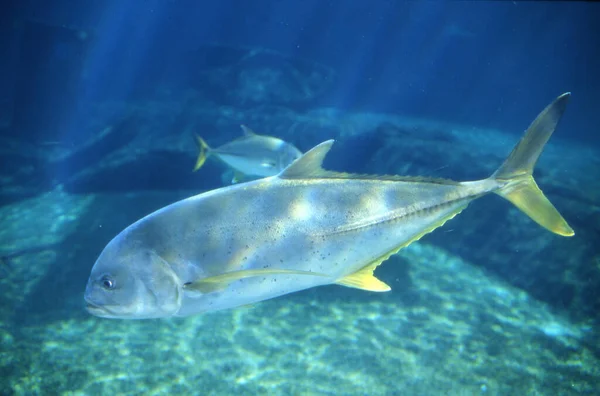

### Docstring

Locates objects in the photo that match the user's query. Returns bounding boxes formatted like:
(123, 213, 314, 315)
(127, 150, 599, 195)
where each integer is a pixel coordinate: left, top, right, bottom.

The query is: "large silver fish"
(193, 125, 302, 182)
(85, 93, 574, 319)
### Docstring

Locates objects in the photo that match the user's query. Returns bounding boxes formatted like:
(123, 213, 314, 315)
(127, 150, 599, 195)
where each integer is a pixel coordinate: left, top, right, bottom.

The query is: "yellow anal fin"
(336, 264, 391, 292)
(183, 268, 330, 294)
(336, 204, 468, 293)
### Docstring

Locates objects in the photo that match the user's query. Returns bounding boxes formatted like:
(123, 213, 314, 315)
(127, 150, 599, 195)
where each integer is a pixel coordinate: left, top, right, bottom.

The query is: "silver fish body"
(85, 93, 574, 319)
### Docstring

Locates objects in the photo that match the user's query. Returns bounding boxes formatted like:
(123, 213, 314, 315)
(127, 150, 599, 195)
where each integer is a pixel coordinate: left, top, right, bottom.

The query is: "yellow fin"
(336, 203, 468, 292)
(183, 268, 330, 294)
(492, 92, 574, 236)
(193, 135, 211, 172)
(336, 263, 391, 292)
(498, 177, 573, 236)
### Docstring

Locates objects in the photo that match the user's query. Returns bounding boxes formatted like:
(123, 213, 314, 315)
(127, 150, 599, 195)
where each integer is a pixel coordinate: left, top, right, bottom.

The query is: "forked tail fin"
(492, 92, 574, 237)
(193, 135, 211, 172)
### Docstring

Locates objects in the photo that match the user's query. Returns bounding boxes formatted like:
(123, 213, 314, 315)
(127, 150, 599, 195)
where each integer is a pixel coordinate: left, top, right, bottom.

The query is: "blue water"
(1, 1, 599, 394)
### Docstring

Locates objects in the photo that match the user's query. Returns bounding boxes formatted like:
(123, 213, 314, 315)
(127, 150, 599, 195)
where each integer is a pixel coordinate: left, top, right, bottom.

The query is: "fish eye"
(101, 275, 115, 290)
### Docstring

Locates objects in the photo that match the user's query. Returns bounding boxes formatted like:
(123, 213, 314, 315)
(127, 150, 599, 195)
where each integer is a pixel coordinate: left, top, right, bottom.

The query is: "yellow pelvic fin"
(183, 268, 330, 294)
(193, 135, 211, 172)
(492, 93, 574, 237)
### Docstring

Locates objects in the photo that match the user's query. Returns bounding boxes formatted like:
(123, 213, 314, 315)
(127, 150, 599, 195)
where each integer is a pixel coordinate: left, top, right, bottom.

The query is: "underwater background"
(1, 1, 600, 395)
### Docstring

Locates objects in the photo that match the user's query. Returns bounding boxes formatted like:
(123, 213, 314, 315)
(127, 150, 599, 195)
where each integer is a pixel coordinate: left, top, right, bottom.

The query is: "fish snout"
(83, 278, 112, 317)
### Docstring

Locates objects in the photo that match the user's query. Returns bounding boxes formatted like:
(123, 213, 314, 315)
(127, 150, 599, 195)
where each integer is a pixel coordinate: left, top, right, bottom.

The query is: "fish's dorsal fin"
(279, 140, 335, 179)
(240, 124, 257, 136)
(279, 140, 460, 184)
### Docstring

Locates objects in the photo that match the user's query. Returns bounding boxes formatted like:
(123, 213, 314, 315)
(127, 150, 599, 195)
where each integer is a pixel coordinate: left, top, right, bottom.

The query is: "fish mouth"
(85, 301, 114, 317)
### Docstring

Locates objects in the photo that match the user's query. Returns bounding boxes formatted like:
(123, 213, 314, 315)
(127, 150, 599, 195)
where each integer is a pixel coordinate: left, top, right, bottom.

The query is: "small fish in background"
(193, 125, 302, 183)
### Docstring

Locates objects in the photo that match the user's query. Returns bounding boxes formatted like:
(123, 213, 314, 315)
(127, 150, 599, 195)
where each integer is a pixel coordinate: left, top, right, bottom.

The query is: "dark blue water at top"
(1, 0, 599, 145)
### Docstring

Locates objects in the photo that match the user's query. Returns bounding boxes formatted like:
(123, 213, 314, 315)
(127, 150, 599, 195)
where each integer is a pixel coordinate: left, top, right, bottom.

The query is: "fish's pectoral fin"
(183, 281, 222, 294)
(240, 124, 257, 136)
(279, 140, 335, 179)
(183, 268, 330, 294)
(335, 261, 391, 292)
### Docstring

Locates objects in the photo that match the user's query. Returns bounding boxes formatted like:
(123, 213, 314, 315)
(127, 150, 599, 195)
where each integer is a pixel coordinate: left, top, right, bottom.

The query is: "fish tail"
(491, 92, 574, 236)
(193, 135, 211, 172)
